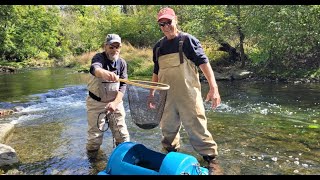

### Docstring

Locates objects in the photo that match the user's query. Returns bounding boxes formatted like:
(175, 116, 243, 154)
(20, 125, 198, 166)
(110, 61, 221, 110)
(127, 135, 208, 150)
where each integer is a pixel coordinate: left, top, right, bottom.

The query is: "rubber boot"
(162, 147, 180, 154)
(203, 156, 223, 175)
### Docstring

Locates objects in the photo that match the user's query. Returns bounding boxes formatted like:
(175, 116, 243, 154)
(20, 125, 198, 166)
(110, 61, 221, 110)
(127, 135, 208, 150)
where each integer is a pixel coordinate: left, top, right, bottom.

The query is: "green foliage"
(244, 5, 320, 60)
(309, 68, 320, 78)
(107, 5, 162, 47)
(36, 51, 49, 60)
(0, 5, 61, 62)
(127, 57, 153, 76)
(0, 5, 319, 80)
(247, 47, 269, 64)
(59, 5, 104, 55)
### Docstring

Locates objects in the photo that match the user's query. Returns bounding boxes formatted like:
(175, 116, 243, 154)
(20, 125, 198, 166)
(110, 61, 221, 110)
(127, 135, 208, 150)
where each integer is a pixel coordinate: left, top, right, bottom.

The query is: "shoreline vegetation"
(1, 5, 320, 83)
(1, 42, 319, 84)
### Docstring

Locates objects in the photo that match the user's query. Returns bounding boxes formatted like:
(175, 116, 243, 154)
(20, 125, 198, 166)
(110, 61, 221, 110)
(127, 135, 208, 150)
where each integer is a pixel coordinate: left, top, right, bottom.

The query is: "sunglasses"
(158, 20, 172, 27)
(109, 45, 121, 50)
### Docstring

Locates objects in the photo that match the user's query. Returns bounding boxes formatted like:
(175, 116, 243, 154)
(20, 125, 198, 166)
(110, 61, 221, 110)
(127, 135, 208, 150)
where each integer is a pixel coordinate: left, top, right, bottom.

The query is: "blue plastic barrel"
(98, 142, 208, 175)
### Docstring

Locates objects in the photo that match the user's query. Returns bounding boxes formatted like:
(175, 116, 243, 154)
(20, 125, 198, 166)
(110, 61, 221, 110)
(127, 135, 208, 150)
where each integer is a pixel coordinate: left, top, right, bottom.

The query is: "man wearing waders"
(148, 7, 223, 175)
(86, 34, 130, 158)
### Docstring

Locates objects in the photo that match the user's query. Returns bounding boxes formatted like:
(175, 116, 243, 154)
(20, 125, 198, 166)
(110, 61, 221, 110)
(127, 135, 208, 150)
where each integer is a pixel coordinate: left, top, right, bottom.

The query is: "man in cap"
(86, 33, 130, 158)
(148, 7, 223, 175)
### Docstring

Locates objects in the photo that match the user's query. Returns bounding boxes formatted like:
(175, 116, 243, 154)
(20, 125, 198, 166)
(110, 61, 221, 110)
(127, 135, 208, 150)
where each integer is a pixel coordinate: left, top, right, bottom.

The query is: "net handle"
(118, 79, 170, 90)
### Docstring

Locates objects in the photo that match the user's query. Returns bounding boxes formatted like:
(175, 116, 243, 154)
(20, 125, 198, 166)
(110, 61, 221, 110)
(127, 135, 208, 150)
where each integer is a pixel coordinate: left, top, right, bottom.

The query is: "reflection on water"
(1, 68, 319, 175)
(201, 81, 320, 175)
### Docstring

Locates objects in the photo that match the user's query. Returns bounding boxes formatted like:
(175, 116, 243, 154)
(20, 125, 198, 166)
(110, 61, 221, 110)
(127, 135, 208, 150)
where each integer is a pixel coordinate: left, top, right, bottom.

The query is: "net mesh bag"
(127, 83, 167, 129)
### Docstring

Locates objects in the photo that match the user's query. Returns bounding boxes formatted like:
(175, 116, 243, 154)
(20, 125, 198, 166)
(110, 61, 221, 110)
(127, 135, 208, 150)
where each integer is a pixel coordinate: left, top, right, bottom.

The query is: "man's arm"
(147, 73, 159, 109)
(149, 73, 159, 96)
(199, 62, 221, 109)
(93, 67, 119, 82)
(105, 60, 127, 112)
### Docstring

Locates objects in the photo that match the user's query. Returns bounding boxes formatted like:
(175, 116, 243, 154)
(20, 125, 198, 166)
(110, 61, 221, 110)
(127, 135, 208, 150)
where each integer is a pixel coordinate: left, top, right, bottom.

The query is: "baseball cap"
(157, 7, 176, 22)
(105, 34, 121, 45)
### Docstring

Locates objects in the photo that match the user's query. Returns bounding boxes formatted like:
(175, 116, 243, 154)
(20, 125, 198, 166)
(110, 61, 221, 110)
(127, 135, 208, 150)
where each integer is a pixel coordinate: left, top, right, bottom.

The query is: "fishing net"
(126, 82, 168, 130)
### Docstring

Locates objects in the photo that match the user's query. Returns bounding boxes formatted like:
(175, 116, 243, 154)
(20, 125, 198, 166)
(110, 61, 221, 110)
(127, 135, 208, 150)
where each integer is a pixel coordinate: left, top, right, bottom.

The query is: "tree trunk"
(209, 25, 240, 64)
(218, 42, 240, 63)
(236, 5, 246, 68)
(121, 5, 128, 14)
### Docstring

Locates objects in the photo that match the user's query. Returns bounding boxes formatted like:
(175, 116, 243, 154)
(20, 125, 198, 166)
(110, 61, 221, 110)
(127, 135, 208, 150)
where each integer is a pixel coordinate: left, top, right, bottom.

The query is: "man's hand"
(205, 89, 221, 109)
(147, 94, 156, 109)
(95, 68, 119, 82)
(105, 101, 117, 112)
(102, 70, 119, 82)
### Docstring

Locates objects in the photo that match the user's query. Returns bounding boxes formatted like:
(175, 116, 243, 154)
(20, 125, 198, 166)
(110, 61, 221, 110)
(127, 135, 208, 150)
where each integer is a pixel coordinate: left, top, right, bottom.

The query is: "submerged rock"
(0, 144, 19, 167)
(0, 109, 14, 117)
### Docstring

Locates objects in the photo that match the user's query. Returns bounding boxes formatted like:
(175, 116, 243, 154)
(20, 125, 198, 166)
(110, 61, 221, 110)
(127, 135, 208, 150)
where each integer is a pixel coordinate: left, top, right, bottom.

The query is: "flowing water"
(0, 68, 319, 175)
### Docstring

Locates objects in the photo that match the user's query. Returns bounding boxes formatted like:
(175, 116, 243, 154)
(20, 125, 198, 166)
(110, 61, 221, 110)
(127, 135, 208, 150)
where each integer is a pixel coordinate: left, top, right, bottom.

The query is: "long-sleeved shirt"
(90, 52, 127, 94)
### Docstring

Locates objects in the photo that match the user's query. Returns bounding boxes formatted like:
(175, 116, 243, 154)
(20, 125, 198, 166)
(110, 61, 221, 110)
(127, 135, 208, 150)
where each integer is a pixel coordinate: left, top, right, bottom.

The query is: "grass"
(120, 42, 154, 77)
(68, 42, 154, 77)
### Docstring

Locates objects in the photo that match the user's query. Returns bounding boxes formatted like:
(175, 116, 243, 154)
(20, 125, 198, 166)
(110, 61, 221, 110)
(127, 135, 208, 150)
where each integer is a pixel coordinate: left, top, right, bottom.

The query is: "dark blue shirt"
(152, 32, 209, 75)
(90, 52, 127, 94)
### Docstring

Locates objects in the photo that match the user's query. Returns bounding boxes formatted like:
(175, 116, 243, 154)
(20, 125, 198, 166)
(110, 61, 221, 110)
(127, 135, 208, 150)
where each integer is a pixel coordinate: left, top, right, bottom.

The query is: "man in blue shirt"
(86, 34, 130, 158)
(148, 7, 223, 175)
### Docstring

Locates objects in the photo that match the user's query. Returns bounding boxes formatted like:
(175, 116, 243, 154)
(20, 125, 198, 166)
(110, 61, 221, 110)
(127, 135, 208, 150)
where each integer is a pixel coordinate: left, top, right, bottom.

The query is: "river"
(0, 68, 319, 175)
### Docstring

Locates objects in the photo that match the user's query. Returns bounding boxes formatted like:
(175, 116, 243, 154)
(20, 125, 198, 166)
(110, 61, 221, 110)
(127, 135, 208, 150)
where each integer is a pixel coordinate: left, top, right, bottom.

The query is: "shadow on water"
(1, 68, 319, 175)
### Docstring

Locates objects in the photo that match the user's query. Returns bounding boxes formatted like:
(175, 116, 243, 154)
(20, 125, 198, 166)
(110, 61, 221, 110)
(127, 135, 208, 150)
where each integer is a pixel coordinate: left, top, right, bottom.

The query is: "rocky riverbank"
(0, 66, 16, 73)
(0, 108, 21, 174)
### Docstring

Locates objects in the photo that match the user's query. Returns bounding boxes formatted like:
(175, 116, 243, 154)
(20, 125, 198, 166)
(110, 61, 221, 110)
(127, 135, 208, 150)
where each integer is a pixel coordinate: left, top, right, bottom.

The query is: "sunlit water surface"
(0, 68, 319, 175)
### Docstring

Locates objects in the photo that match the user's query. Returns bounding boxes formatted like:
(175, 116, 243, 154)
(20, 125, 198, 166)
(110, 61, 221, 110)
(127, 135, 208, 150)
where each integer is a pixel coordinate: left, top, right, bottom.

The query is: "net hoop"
(119, 79, 170, 90)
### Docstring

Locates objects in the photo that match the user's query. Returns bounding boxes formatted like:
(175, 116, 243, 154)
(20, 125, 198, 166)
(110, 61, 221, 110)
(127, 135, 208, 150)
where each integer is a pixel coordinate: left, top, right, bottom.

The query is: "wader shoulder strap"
(179, 33, 186, 64)
(156, 33, 186, 64)
(155, 36, 165, 62)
